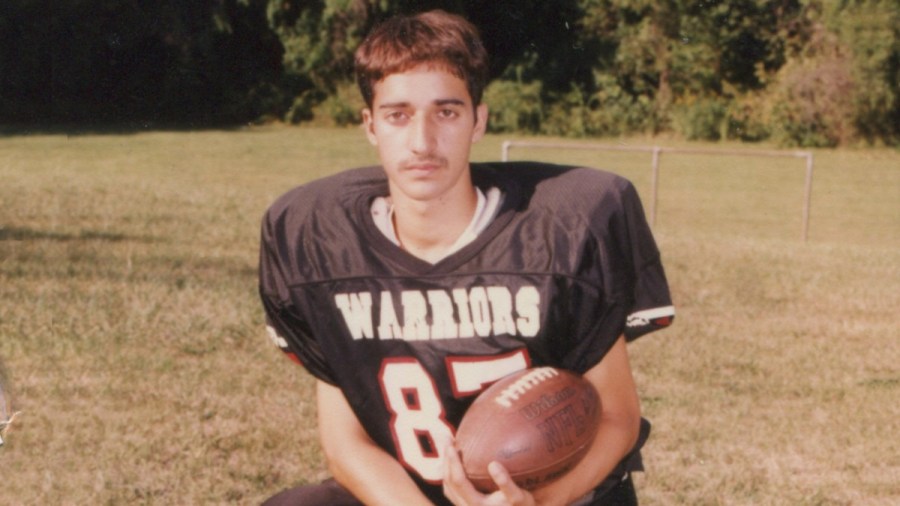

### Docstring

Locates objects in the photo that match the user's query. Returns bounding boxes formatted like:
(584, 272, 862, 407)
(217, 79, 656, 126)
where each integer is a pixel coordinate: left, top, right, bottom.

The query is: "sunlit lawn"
(1, 127, 897, 504)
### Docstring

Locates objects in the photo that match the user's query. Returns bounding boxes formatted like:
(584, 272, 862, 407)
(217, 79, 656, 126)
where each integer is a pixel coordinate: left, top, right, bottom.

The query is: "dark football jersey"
(259, 162, 674, 504)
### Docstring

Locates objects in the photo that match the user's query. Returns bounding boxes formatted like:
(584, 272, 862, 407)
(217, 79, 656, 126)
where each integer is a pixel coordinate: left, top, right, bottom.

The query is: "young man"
(259, 10, 674, 506)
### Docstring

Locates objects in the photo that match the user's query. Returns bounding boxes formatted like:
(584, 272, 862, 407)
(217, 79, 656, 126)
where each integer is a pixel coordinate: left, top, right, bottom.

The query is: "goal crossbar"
(501, 140, 814, 241)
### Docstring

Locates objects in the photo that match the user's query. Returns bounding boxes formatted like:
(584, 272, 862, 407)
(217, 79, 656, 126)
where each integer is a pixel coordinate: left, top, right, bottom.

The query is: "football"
(455, 367, 601, 493)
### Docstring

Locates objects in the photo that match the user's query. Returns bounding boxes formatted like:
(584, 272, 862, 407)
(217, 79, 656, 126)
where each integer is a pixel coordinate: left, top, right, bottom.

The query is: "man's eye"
(438, 109, 459, 119)
(386, 111, 408, 122)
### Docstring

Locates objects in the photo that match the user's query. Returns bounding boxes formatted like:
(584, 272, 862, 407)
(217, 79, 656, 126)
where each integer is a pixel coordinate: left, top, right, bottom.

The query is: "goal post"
(501, 140, 814, 241)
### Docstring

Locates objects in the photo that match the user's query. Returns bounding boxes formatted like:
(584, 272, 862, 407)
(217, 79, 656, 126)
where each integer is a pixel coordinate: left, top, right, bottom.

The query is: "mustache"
(401, 156, 447, 169)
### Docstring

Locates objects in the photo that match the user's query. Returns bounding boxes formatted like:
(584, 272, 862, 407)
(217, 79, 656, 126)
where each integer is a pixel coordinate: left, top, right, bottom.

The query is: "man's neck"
(391, 185, 479, 264)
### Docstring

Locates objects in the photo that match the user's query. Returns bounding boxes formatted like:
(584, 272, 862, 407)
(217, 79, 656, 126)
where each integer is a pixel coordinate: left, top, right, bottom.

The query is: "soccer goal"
(501, 140, 814, 241)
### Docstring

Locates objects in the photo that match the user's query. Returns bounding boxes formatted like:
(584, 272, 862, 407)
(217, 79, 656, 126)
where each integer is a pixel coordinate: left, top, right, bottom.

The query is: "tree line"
(1, 0, 897, 146)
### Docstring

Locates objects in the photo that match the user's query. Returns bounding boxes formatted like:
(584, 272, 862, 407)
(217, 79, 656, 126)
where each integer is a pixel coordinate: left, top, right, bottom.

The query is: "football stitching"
(493, 367, 559, 408)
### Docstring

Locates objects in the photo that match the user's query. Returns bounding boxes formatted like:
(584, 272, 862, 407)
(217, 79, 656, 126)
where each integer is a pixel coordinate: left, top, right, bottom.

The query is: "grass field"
(1, 127, 898, 505)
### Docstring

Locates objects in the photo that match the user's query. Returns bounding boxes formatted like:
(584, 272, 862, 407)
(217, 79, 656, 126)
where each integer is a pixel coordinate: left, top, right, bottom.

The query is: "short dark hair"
(354, 10, 489, 108)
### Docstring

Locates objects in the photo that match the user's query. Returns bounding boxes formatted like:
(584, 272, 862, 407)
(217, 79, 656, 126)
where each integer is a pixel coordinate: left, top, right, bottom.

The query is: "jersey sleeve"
(258, 206, 338, 384)
(611, 180, 675, 341)
(542, 169, 674, 373)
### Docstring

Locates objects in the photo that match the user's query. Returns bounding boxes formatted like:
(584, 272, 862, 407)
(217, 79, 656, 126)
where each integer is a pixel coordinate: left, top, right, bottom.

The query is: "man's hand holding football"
(443, 441, 536, 506)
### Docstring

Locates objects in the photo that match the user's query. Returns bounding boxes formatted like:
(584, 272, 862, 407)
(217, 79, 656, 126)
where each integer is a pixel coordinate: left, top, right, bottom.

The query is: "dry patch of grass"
(1, 128, 897, 504)
(632, 234, 899, 505)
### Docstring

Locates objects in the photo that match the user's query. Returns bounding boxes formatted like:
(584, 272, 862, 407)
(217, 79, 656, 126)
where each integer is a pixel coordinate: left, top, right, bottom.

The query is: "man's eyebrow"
(377, 101, 410, 109)
(377, 98, 467, 109)
(435, 98, 466, 107)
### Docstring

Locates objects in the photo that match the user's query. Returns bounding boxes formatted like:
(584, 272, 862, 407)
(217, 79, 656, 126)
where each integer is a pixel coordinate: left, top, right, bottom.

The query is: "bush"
(312, 81, 366, 127)
(582, 74, 655, 137)
(671, 97, 729, 141)
(538, 76, 655, 138)
(768, 39, 856, 146)
(724, 93, 771, 142)
(285, 89, 323, 124)
(540, 86, 589, 137)
(483, 80, 543, 134)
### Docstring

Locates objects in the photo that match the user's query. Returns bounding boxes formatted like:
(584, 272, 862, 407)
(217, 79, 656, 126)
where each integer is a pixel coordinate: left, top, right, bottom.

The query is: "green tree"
(826, 0, 900, 144)
(754, 0, 899, 146)
(525, 0, 810, 138)
(268, 0, 595, 124)
(267, 0, 378, 122)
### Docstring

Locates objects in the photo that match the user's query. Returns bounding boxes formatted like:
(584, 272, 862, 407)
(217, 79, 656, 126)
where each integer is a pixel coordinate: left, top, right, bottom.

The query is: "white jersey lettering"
(487, 286, 517, 336)
(377, 290, 402, 339)
(515, 286, 541, 337)
(335, 286, 542, 342)
(334, 292, 374, 340)
(427, 290, 457, 339)
(468, 287, 492, 337)
(402, 290, 430, 340)
(452, 288, 476, 338)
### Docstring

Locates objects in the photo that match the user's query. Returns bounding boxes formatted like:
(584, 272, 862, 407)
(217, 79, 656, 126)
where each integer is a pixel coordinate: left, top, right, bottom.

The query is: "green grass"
(0, 127, 897, 504)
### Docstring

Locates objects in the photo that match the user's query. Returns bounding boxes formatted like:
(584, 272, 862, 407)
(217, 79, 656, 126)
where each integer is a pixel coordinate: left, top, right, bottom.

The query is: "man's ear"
(472, 103, 489, 143)
(362, 108, 378, 146)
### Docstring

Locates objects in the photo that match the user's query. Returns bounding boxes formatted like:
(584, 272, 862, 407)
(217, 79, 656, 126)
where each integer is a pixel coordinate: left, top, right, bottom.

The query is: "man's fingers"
(443, 440, 479, 504)
(488, 462, 514, 492)
(488, 462, 534, 506)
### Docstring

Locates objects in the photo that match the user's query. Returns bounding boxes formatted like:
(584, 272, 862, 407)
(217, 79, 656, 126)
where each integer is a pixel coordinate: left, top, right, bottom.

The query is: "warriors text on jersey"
(258, 162, 674, 504)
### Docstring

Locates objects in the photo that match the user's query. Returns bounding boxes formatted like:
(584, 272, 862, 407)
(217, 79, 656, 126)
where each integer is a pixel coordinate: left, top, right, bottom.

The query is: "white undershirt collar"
(371, 187, 503, 262)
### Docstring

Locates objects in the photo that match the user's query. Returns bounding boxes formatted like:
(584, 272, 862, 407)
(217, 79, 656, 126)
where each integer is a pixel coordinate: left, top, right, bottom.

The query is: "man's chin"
(393, 180, 449, 202)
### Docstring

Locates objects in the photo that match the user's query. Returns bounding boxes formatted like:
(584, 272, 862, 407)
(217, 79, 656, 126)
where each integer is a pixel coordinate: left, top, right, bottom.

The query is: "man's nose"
(410, 114, 436, 154)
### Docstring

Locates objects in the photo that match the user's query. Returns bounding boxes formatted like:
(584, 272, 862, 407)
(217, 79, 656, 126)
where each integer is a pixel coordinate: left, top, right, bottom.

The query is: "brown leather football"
(455, 367, 601, 492)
